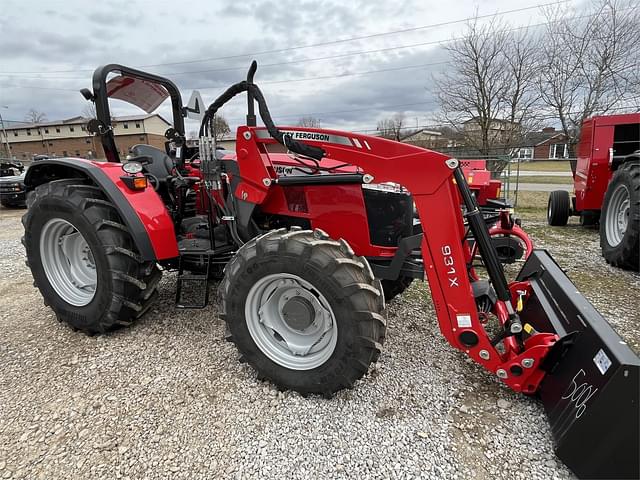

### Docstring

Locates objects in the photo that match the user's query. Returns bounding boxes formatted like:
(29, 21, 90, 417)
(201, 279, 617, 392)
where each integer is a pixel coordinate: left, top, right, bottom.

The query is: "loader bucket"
(517, 250, 639, 479)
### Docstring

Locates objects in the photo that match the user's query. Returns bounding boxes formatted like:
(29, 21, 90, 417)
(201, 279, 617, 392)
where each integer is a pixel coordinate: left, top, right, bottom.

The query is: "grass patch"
(513, 176, 574, 185)
(516, 160, 572, 172)
(514, 191, 549, 209)
(512, 191, 549, 219)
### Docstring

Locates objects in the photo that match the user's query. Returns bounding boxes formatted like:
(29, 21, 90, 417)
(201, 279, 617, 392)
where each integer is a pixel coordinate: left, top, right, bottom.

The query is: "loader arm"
(233, 126, 556, 394)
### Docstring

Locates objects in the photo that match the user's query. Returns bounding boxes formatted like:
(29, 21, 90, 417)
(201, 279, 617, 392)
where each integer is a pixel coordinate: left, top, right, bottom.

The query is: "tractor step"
(176, 273, 210, 309)
(517, 250, 640, 479)
(175, 248, 213, 309)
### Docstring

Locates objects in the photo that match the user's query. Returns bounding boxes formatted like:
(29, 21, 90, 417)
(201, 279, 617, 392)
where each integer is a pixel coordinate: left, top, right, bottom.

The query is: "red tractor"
(22, 63, 638, 479)
(547, 113, 640, 270)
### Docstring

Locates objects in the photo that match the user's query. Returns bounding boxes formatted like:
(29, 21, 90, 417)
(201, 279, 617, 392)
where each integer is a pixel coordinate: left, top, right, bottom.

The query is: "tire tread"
(22, 178, 162, 334)
(220, 229, 385, 396)
(600, 161, 639, 271)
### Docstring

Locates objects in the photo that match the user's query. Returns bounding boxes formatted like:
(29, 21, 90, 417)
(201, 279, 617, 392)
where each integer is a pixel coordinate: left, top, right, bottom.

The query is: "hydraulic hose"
(199, 81, 325, 161)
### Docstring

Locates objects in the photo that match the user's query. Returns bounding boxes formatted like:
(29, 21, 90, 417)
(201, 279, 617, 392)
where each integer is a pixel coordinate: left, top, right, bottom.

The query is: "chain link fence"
(439, 147, 576, 207)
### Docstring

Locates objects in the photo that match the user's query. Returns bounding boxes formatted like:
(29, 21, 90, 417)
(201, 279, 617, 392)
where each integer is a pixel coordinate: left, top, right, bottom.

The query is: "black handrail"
(246, 61, 257, 127)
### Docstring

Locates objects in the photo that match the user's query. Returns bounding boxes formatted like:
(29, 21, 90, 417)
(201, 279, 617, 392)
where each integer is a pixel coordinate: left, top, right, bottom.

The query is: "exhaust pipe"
(517, 251, 639, 479)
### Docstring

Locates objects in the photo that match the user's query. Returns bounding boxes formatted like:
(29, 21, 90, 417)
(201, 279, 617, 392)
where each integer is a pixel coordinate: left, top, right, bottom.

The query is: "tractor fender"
(24, 158, 178, 261)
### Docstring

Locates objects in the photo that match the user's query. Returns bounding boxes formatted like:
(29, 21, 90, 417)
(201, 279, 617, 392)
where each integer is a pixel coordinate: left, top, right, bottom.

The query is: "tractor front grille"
(363, 185, 413, 247)
(0, 183, 25, 199)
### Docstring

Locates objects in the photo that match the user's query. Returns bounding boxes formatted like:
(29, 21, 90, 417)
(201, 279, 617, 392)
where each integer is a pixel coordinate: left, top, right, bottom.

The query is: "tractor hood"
(269, 153, 358, 176)
(221, 151, 358, 176)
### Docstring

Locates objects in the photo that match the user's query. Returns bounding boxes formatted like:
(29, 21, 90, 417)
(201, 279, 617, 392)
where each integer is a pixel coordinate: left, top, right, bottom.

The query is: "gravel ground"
(0, 206, 638, 480)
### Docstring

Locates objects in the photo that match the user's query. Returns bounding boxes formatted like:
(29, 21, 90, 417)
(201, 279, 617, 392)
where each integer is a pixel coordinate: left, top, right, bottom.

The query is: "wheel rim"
(39, 218, 97, 307)
(245, 273, 338, 370)
(605, 184, 630, 247)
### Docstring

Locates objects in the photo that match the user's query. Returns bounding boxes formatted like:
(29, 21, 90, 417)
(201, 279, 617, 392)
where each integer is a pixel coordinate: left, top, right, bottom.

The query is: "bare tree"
(25, 109, 47, 124)
(433, 19, 541, 158)
(297, 116, 321, 128)
(82, 103, 97, 119)
(501, 29, 543, 152)
(539, 0, 640, 147)
(211, 115, 231, 142)
(377, 113, 406, 141)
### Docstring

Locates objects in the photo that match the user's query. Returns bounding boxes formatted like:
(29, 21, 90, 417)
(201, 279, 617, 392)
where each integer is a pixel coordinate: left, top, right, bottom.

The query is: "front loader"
(21, 62, 638, 479)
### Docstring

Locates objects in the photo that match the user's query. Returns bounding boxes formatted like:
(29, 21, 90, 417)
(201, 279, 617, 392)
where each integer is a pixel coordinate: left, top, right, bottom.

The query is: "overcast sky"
(0, 0, 586, 135)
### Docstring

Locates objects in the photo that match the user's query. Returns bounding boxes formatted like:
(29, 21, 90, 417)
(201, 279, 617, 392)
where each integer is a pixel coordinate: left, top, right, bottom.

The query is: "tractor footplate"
(517, 250, 640, 479)
(176, 273, 209, 309)
(176, 249, 212, 309)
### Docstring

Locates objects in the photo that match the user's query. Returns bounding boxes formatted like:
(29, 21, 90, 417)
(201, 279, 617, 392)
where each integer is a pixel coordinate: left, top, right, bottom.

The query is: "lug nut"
(496, 369, 508, 379)
(479, 349, 490, 360)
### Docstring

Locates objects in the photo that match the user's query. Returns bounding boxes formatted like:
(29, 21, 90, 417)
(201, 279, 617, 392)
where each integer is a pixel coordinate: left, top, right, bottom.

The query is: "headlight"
(122, 161, 143, 174)
(362, 182, 409, 194)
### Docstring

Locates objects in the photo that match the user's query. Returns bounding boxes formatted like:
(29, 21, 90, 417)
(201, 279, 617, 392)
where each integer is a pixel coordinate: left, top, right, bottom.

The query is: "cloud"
(0, 0, 553, 135)
(217, 4, 254, 17)
(87, 9, 143, 25)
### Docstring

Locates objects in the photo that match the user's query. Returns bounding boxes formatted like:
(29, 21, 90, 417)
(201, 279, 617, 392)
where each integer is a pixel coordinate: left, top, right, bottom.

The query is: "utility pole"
(0, 106, 11, 159)
(40, 125, 50, 155)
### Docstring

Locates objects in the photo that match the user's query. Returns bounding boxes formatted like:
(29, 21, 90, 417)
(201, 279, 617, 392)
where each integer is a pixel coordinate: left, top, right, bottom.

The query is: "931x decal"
(442, 245, 459, 288)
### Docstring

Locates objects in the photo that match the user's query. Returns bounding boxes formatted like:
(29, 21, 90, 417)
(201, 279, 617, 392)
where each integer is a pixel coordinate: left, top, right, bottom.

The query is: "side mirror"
(80, 88, 94, 102)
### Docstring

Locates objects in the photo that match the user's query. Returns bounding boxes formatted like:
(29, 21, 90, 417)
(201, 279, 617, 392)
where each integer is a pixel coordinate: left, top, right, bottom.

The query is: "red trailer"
(459, 159, 502, 206)
(547, 113, 640, 270)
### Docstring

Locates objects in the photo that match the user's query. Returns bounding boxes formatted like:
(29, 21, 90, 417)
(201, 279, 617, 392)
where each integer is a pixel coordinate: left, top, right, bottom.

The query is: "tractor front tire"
(220, 228, 386, 396)
(547, 190, 570, 226)
(600, 161, 639, 271)
(22, 179, 161, 334)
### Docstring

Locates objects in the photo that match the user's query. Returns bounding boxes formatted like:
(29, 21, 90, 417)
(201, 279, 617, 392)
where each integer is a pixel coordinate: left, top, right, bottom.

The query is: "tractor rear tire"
(381, 276, 413, 302)
(600, 161, 639, 271)
(220, 228, 386, 396)
(547, 190, 570, 226)
(22, 179, 161, 334)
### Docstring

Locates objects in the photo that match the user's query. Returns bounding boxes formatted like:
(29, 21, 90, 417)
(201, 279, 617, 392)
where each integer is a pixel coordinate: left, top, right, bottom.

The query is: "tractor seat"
(130, 144, 174, 180)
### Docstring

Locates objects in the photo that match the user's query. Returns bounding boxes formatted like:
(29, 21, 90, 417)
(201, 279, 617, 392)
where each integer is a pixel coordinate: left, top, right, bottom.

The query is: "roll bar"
(89, 64, 186, 163)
